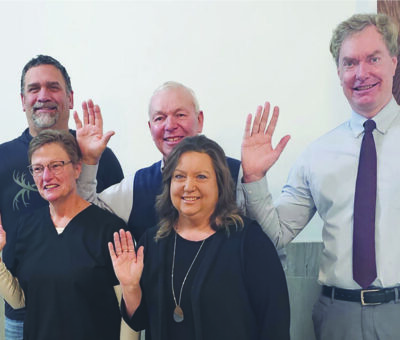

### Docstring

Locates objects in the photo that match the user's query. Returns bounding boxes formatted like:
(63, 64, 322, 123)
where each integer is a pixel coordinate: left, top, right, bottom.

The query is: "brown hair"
(28, 129, 81, 164)
(330, 13, 399, 66)
(155, 135, 243, 240)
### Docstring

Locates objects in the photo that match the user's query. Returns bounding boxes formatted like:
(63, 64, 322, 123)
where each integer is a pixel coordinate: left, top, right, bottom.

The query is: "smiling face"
(148, 87, 204, 159)
(31, 142, 81, 204)
(21, 64, 74, 136)
(170, 151, 218, 226)
(337, 25, 397, 118)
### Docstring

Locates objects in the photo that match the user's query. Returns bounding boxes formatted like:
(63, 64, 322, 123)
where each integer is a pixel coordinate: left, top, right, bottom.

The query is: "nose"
(184, 177, 195, 192)
(165, 115, 178, 131)
(42, 165, 54, 180)
(355, 61, 370, 81)
(37, 87, 51, 102)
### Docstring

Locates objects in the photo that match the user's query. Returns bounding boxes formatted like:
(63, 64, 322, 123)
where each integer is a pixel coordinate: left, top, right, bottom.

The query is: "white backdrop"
(0, 0, 376, 241)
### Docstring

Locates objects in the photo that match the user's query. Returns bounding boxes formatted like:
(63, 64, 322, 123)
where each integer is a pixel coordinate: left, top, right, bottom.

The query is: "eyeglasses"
(28, 160, 73, 177)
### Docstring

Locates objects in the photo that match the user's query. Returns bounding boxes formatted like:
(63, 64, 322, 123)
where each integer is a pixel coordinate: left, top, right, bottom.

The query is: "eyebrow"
(152, 107, 189, 116)
(151, 111, 166, 116)
(174, 168, 212, 175)
(26, 81, 62, 89)
(342, 50, 383, 62)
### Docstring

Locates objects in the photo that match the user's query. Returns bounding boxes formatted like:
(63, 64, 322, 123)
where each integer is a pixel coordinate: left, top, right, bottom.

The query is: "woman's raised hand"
(108, 229, 144, 288)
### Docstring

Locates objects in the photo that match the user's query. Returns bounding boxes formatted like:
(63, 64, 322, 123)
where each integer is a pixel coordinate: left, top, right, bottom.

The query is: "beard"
(31, 111, 60, 129)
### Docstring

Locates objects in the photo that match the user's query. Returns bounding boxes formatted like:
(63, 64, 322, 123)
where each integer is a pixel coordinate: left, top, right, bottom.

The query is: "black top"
(0, 128, 124, 320)
(123, 217, 290, 340)
(166, 233, 215, 339)
(10, 205, 126, 340)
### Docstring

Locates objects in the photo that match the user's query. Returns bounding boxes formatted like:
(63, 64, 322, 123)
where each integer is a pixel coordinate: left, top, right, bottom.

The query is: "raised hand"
(108, 230, 144, 288)
(74, 99, 115, 165)
(0, 224, 6, 252)
(241, 102, 290, 183)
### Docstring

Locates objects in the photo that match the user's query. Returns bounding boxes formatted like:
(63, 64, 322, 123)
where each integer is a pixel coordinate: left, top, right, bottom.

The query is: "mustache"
(33, 102, 57, 110)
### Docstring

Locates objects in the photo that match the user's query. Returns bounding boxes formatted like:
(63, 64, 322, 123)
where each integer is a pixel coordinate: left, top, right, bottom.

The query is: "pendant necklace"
(171, 232, 205, 323)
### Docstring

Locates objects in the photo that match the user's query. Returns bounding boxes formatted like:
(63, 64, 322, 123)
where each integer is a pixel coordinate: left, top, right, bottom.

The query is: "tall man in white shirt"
(240, 13, 400, 340)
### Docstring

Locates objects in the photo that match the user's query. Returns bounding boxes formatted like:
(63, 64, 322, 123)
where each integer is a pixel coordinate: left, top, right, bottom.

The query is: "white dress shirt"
(242, 98, 400, 289)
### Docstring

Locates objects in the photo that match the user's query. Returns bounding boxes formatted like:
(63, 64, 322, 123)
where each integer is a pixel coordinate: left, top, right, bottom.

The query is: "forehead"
(339, 25, 389, 61)
(31, 142, 68, 161)
(24, 64, 66, 89)
(176, 151, 214, 171)
(150, 87, 196, 115)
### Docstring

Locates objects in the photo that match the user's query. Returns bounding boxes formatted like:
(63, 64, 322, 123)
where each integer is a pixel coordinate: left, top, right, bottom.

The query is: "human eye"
(27, 86, 39, 93)
(50, 161, 63, 171)
(176, 112, 187, 118)
(197, 174, 208, 180)
(31, 164, 44, 174)
(342, 59, 354, 68)
(370, 56, 380, 64)
(153, 115, 164, 123)
(49, 85, 61, 91)
(173, 172, 185, 180)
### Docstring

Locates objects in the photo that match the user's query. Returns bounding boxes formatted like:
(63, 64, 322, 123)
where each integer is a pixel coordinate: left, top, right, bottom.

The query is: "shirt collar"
(349, 97, 400, 138)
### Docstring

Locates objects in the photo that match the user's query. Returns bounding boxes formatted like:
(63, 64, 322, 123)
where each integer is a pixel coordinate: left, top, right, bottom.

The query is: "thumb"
(102, 131, 115, 145)
(73, 111, 83, 130)
(274, 135, 291, 156)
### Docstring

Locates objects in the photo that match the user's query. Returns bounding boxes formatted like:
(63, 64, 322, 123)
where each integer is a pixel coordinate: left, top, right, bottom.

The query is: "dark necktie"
(353, 119, 377, 289)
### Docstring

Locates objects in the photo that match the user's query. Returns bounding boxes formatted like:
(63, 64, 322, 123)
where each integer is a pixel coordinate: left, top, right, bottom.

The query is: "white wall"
(0, 0, 376, 241)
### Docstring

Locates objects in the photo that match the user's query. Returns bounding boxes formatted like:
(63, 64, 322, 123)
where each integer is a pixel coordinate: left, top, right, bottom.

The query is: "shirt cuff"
(81, 163, 99, 178)
(241, 175, 270, 202)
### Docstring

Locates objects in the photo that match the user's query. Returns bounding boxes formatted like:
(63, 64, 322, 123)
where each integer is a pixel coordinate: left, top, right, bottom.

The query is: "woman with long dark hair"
(110, 135, 290, 340)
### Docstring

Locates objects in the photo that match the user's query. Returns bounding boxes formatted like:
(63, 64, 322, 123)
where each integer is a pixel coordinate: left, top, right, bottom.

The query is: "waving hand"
(109, 230, 144, 317)
(109, 230, 144, 287)
(74, 99, 115, 165)
(241, 102, 290, 183)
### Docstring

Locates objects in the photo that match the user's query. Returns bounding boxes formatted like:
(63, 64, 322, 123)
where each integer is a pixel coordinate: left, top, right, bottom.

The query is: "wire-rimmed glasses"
(28, 160, 73, 177)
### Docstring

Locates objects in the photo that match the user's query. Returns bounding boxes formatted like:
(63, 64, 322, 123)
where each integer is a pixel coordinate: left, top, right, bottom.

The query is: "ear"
(391, 56, 398, 76)
(21, 93, 26, 112)
(74, 161, 82, 180)
(197, 111, 204, 133)
(337, 66, 345, 86)
(68, 90, 74, 110)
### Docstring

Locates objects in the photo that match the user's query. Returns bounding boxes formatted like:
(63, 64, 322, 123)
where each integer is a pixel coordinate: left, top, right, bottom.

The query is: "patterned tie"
(353, 119, 377, 289)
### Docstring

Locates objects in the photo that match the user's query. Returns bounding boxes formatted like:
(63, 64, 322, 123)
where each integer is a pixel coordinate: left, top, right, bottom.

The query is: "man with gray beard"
(0, 55, 124, 340)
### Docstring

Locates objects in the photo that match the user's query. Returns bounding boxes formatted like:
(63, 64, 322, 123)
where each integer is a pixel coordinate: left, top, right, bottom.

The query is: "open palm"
(241, 102, 290, 183)
(74, 99, 115, 164)
(108, 230, 144, 287)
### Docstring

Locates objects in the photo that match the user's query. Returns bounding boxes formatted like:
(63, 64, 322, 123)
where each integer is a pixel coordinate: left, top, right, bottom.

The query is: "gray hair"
(148, 81, 200, 116)
(330, 13, 399, 66)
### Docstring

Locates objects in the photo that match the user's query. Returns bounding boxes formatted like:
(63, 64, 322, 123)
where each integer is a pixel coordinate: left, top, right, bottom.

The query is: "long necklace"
(171, 232, 205, 323)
